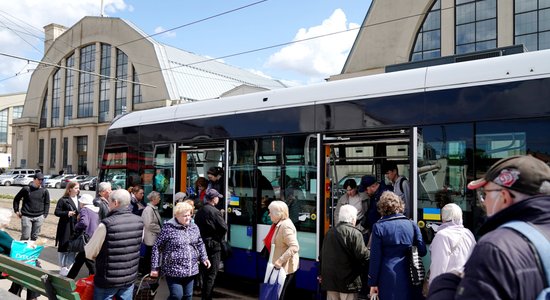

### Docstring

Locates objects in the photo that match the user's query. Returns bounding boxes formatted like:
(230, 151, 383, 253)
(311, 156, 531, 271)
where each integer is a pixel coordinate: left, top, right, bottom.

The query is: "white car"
(13, 174, 34, 186)
(46, 174, 76, 189)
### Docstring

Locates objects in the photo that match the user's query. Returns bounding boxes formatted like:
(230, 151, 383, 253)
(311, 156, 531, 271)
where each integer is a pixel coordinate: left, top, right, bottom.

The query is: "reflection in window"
(514, 0, 550, 50)
(455, 0, 497, 54)
(411, 0, 441, 61)
(12, 106, 22, 119)
(154, 144, 174, 219)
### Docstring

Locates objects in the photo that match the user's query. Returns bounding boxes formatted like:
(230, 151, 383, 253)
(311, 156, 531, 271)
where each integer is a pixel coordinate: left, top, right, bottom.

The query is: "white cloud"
(154, 26, 177, 38)
(265, 8, 360, 83)
(0, 0, 130, 94)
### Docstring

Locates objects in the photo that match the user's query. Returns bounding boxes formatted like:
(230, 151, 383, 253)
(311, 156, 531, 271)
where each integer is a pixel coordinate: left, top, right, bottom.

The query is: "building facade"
(333, 0, 550, 80)
(13, 17, 286, 175)
(0, 93, 24, 169)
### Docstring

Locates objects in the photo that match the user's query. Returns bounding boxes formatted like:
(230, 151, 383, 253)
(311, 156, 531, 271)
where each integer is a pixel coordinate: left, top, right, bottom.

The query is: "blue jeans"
(20, 215, 44, 241)
(93, 284, 134, 300)
(166, 276, 194, 300)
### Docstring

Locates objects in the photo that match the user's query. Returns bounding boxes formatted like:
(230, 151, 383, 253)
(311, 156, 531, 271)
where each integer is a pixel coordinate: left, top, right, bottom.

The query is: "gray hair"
(338, 204, 357, 224)
(268, 200, 289, 220)
(441, 203, 463, 224)
(147, 191, 160, 201)
(110, 189, 131, 208)
(0, 208, 12, 227)
(98, 181, 112, 193)
(174, 192, 187, 202)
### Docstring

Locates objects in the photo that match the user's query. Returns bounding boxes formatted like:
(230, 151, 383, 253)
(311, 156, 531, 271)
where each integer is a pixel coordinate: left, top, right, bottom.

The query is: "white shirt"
(428, 222, 476, 285)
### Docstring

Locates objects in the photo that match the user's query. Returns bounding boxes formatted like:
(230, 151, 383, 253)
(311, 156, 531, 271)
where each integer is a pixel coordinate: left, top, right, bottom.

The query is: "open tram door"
(322, 128, 416, 235)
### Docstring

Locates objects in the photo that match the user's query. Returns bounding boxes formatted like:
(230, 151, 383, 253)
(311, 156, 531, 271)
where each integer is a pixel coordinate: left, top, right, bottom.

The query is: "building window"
(115, 49, 128, 117)
(63, 137, 68, 169)
(411, 0, 441, 61)
(515, 0, 550, 50)
(99, 44, 111, 123)
(132, 67, 142, 105)
(77, 136, 88, 175)
(65, 54, 75, 125)
(78, 44, 96, 118)
(51, 69, 61, 127)
(455, 0, 497, 54)
(0, 109, 7, 144)
(40, 90, 48, 128)
(39, 139, 44, 165)
(12, 106, 23, 119)
(50, 138, 56, 168)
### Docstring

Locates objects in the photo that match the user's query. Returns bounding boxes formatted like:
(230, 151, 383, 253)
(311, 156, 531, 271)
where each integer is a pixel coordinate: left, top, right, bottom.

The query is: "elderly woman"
(139, 191, 162, 275)
(428, 203, 476, 286)
(368, 191, 426, 300)
(67, 194, 99, 279)
(151, 202, 211, 300)
(265, 200, 300, 300)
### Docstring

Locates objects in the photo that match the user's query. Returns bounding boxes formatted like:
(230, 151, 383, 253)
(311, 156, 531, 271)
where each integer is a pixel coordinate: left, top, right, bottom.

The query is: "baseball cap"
(79, 194, 94, 206)
(205, 189, 223, 201)
(358, 175, 377, 192)
(467, 155, 550, 195)
(174, 192, 187, 202)
(33, 172, 45, 180)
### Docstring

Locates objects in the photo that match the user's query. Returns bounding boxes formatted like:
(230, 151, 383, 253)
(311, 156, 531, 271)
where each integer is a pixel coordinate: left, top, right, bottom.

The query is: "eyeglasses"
(477, 188, 503, 203)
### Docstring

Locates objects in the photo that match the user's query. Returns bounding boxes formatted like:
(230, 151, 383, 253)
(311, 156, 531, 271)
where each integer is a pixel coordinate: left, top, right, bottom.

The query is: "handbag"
(68, 232, 89, 253)
(408, 222, 426, 286)
(260, 268, 282, 300)
(262, 240, 286, 299)
(133, 274, 160, 300)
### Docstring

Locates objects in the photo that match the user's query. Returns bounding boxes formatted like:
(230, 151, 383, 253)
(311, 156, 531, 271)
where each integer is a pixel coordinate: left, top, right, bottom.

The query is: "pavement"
(0, 197, 257, 299)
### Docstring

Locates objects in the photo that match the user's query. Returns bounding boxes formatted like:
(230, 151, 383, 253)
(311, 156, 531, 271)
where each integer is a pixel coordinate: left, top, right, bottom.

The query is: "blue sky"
(0, 0, 372, 93)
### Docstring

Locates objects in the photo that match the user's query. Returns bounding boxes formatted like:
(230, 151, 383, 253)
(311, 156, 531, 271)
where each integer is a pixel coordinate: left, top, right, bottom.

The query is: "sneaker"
(59, 267, 70, 276)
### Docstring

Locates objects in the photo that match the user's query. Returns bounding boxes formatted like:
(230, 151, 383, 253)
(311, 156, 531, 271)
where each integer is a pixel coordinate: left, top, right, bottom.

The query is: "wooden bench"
(0, 254, 80, 300)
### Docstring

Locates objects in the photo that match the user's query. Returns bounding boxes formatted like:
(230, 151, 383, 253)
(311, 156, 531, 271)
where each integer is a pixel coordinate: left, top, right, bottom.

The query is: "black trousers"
(67, 251, 95, 279)
(279, 271, 296, 300)
(138, 245, 153, 275)
(199, 250, 221, 300)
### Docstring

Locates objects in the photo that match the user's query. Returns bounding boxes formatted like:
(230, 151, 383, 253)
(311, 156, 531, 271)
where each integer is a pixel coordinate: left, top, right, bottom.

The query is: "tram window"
(258, 137, 281, 164)
(153, 145, 175, 218)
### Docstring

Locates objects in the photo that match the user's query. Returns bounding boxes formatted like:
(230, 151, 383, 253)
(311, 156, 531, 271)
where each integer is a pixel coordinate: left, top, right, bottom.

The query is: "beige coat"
(271, 218, 300, 275)
(142, 203, 162, 246)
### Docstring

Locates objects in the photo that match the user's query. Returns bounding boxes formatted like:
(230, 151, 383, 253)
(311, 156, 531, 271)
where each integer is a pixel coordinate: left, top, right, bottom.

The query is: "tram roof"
(111, 49, 550, 130)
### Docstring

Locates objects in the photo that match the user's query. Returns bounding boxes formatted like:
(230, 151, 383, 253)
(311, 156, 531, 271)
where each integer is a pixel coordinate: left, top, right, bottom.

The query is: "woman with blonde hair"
(265, 200, 300, 299)
(368, 191, 426, 300)
(151, 202, 210, 300)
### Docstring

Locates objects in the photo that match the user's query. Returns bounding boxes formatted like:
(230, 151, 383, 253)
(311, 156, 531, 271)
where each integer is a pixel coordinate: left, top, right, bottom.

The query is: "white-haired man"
(93, 181, 112, 220)
(320, 204, 370, 300)
(85, 189, 143, 300)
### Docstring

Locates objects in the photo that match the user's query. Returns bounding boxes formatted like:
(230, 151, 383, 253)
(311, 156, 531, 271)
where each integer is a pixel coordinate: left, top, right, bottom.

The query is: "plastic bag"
(75, 274, 94, 300)
(10, 240, 44, 266)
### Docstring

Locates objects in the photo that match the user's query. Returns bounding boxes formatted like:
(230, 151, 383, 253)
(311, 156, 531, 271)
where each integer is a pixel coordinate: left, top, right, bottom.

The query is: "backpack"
(499, 221, 550, 300)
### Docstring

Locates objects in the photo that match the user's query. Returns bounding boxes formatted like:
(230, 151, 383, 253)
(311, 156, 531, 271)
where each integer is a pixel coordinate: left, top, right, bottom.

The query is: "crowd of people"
(4, 155, 550, 300)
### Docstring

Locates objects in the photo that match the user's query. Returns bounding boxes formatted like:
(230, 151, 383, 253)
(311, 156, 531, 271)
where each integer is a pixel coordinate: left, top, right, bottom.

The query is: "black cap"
(205, 189, 223, 201)
(33, 172, 44, 180)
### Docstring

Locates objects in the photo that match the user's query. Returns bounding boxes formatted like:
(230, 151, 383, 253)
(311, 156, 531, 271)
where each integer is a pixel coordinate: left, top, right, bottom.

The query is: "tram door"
(323, 129, 412, 232)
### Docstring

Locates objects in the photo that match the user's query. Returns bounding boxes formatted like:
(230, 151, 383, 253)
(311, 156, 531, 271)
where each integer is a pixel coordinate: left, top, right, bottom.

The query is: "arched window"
(411, 0, 441, 61)
(65, 53, 75, 125)
(40, 90, 48, 128)
(99, 43, 112, 122)
(78, 44, 96, 118)
(115, 49, 128, 116)
(455, 0, 497, 54)
(51, 69, 61, 127)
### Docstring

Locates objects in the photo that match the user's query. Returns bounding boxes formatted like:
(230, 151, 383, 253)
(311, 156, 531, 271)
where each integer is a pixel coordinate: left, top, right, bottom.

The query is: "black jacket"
(320, 222, 370, 293)
(194, 204, 227, 252)
(54, 196, 79, 251)
(94, 208, 144, 289)
(428, 195, 550, 300)
(13, 184, 50, 218)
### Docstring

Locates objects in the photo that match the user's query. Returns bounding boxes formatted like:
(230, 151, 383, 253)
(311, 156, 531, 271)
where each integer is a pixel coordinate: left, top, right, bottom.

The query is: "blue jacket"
(428, 195, 550, 300)
(152, 218, 209, 278)
(368, 214, 427, 300)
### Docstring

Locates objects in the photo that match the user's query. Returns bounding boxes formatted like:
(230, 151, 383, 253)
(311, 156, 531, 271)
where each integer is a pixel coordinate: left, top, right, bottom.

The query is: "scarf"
(263, 223, 277, 251)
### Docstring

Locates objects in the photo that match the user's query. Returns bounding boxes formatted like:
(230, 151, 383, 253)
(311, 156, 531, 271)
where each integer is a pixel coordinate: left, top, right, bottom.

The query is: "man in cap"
(194, 189, 228, 300)
(13, 172, 50, 240)
(359, 175, 391, 236)
(428, 155, 550, 299)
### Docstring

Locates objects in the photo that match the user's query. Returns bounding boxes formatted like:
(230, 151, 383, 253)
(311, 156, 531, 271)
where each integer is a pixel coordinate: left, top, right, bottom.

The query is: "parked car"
(46, 174, 76, 189)
(60, 175, 88, 189)
(110, 174, 126, 189)
(78, 176, 97, 191)
(13, 174, 34, 186)
(0, 169, 39, 186)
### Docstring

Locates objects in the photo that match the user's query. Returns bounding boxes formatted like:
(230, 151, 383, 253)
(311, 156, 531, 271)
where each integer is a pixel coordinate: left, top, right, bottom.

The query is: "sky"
(0, 0, 372, 94)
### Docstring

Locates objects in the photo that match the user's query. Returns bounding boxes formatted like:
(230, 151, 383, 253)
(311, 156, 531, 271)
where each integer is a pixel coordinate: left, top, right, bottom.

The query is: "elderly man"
(428, 155, 550, 299)
(93, 182, 112, 220)
(85, 189, 143, 300)
(13, 172, 50, 241)
(320, 204, 370, 300)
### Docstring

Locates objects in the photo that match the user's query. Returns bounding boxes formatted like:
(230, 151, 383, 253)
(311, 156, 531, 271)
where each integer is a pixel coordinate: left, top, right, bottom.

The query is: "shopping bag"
(75, 275, 94, 300)
(133, 274, 159, 300)
(260, 268, 283, 300)
(10, 240, 44, 266)
(67, 232, 89, 253)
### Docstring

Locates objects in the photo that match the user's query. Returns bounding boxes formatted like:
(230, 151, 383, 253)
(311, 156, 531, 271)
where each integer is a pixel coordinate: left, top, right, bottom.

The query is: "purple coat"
(152, 218, 208, 278)
(75, 205, 100, 237)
